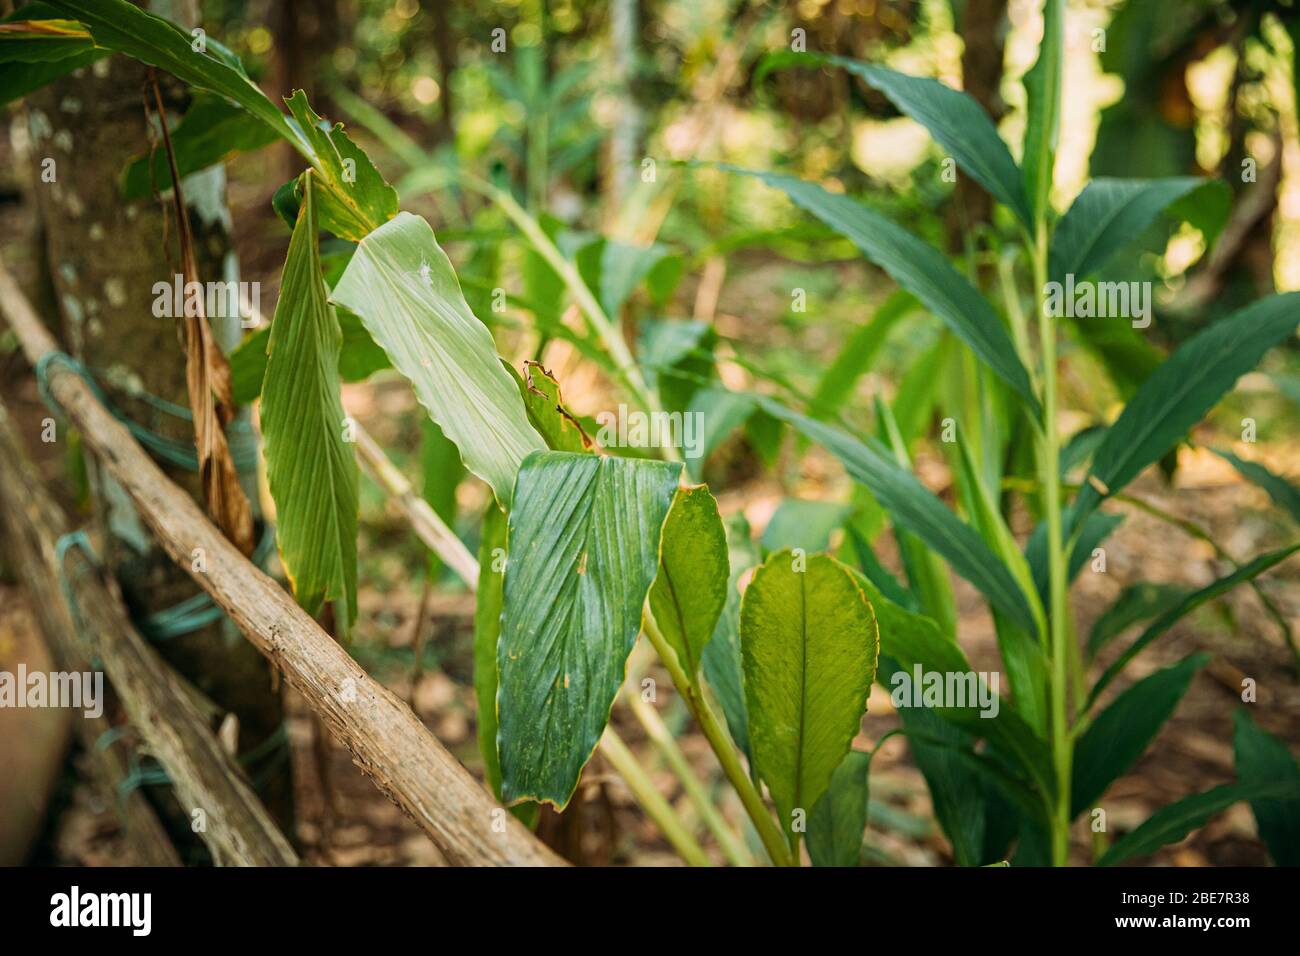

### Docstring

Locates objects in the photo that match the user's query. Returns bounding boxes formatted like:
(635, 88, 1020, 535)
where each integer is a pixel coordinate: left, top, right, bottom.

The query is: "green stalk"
(625, 680, 757, 867)
(642, 615, 795, 866)
(599, 728, 711, 866)
(1032, 223, 1072, 866)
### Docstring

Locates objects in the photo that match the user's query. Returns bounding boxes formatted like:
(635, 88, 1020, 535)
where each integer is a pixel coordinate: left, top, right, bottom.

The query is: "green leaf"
(685, 386, 755, 481)
(808, 750, 873, 867)
(719, 167, 1040, 416)
(474, 503, 508, 799)
(229, 301, 390, 404)
(509, 361, 593, 454)
(1049, 177, 1204, 283)
(0, 6, 106, 105)
(1089, 544, 1300, 707)
(741, 550, 879, 843)
(1098, 778, 1300, 866)
(121, 92, 279, 198)
(1072, 653, 1209, 817)
(761, 397, 1039, 635)
(1074, 293, 1300, 522)
(756, 51, 1032, 224)
(649, 485, 729, 677)
(259, 173, 358, 631)
(497, 452, 682, 807)
(1022, 0, 1064, 222)
(420, 418, 465, 581)
(760, 498, 851, 555)
(284, 89, 398, 242)
(954, 430, 1047, 734)
(1210, 447, 1300, 524)
(701, 516, 758, 759)
(331, 212, 546, 508)
(42, 0, 298, 145)
(1233, 710, 1300, 866)
(856, 571, 1055, 801)
(1086, 581, 1188, 660)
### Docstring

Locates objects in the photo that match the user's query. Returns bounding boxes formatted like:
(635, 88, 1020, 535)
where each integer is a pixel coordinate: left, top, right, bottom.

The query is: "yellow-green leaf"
(649, 484, 729, 677)
(740, 550, 879, 845)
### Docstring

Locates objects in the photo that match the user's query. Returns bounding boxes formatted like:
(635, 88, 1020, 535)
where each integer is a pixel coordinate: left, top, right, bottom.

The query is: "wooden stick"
(0, 261, 564, 867)
(0, 458, 182, 867)
(0, 396, 297, 865)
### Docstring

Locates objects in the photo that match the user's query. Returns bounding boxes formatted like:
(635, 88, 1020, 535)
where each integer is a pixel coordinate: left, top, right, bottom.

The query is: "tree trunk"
(23, 0, 293, 835)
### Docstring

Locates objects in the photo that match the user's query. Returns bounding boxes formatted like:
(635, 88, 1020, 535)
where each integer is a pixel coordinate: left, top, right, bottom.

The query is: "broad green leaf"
(331, 212, 546, 507)
(259, 173, 358, 631)
(474, 503, 508, 799)
(1022, 0, 1063, 222)
(121, 92, 279, 198)
(497, 452, 681, 807)
(808, 749, 873, 867)
(1086, 581, 1188, 660)
(760, 498, 851, 555)
(809, 291, 914, 420)
(701, 516, 758, 759)
(1098, 778, 1300, 867)
(229, 303, 390, 404)
(741, 550, 879, 844)
(509, 361, 593, 454)
(1072, 653, 1209, 816)
(1049, 177, 1206, 283)
(761, 397, 1038, 635)
(284, 90, 398, 242)
(649, 485, 729, 677)
(756, 51, 1032, 224)
(720, 167, 1040, 416)
(42, 0, 298, 146)
(1233, 710, 1300, 866)
(1211, 447, 1300, 524)
(1074, 293, 1300, 522)
(1089, 544, 1300, 707)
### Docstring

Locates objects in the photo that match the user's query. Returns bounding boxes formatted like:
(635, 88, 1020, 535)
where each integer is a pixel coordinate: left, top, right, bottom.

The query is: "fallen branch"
(0, 396, 297, 866)
(0, 442, 180, 866)
(0, 260, 565, 867)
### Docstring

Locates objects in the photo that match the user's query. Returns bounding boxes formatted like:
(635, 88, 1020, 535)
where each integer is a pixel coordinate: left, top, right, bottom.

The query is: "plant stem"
(642, 615, 795, 866)
(1032, 223, 1072, 866)
(599, 728, 712, 867)
(625, 655, 757, 866)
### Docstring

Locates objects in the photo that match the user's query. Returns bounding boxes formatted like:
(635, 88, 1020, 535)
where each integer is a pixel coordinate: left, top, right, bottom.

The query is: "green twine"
(41, 351, 275, 643)
(35, 351, 259, 473)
